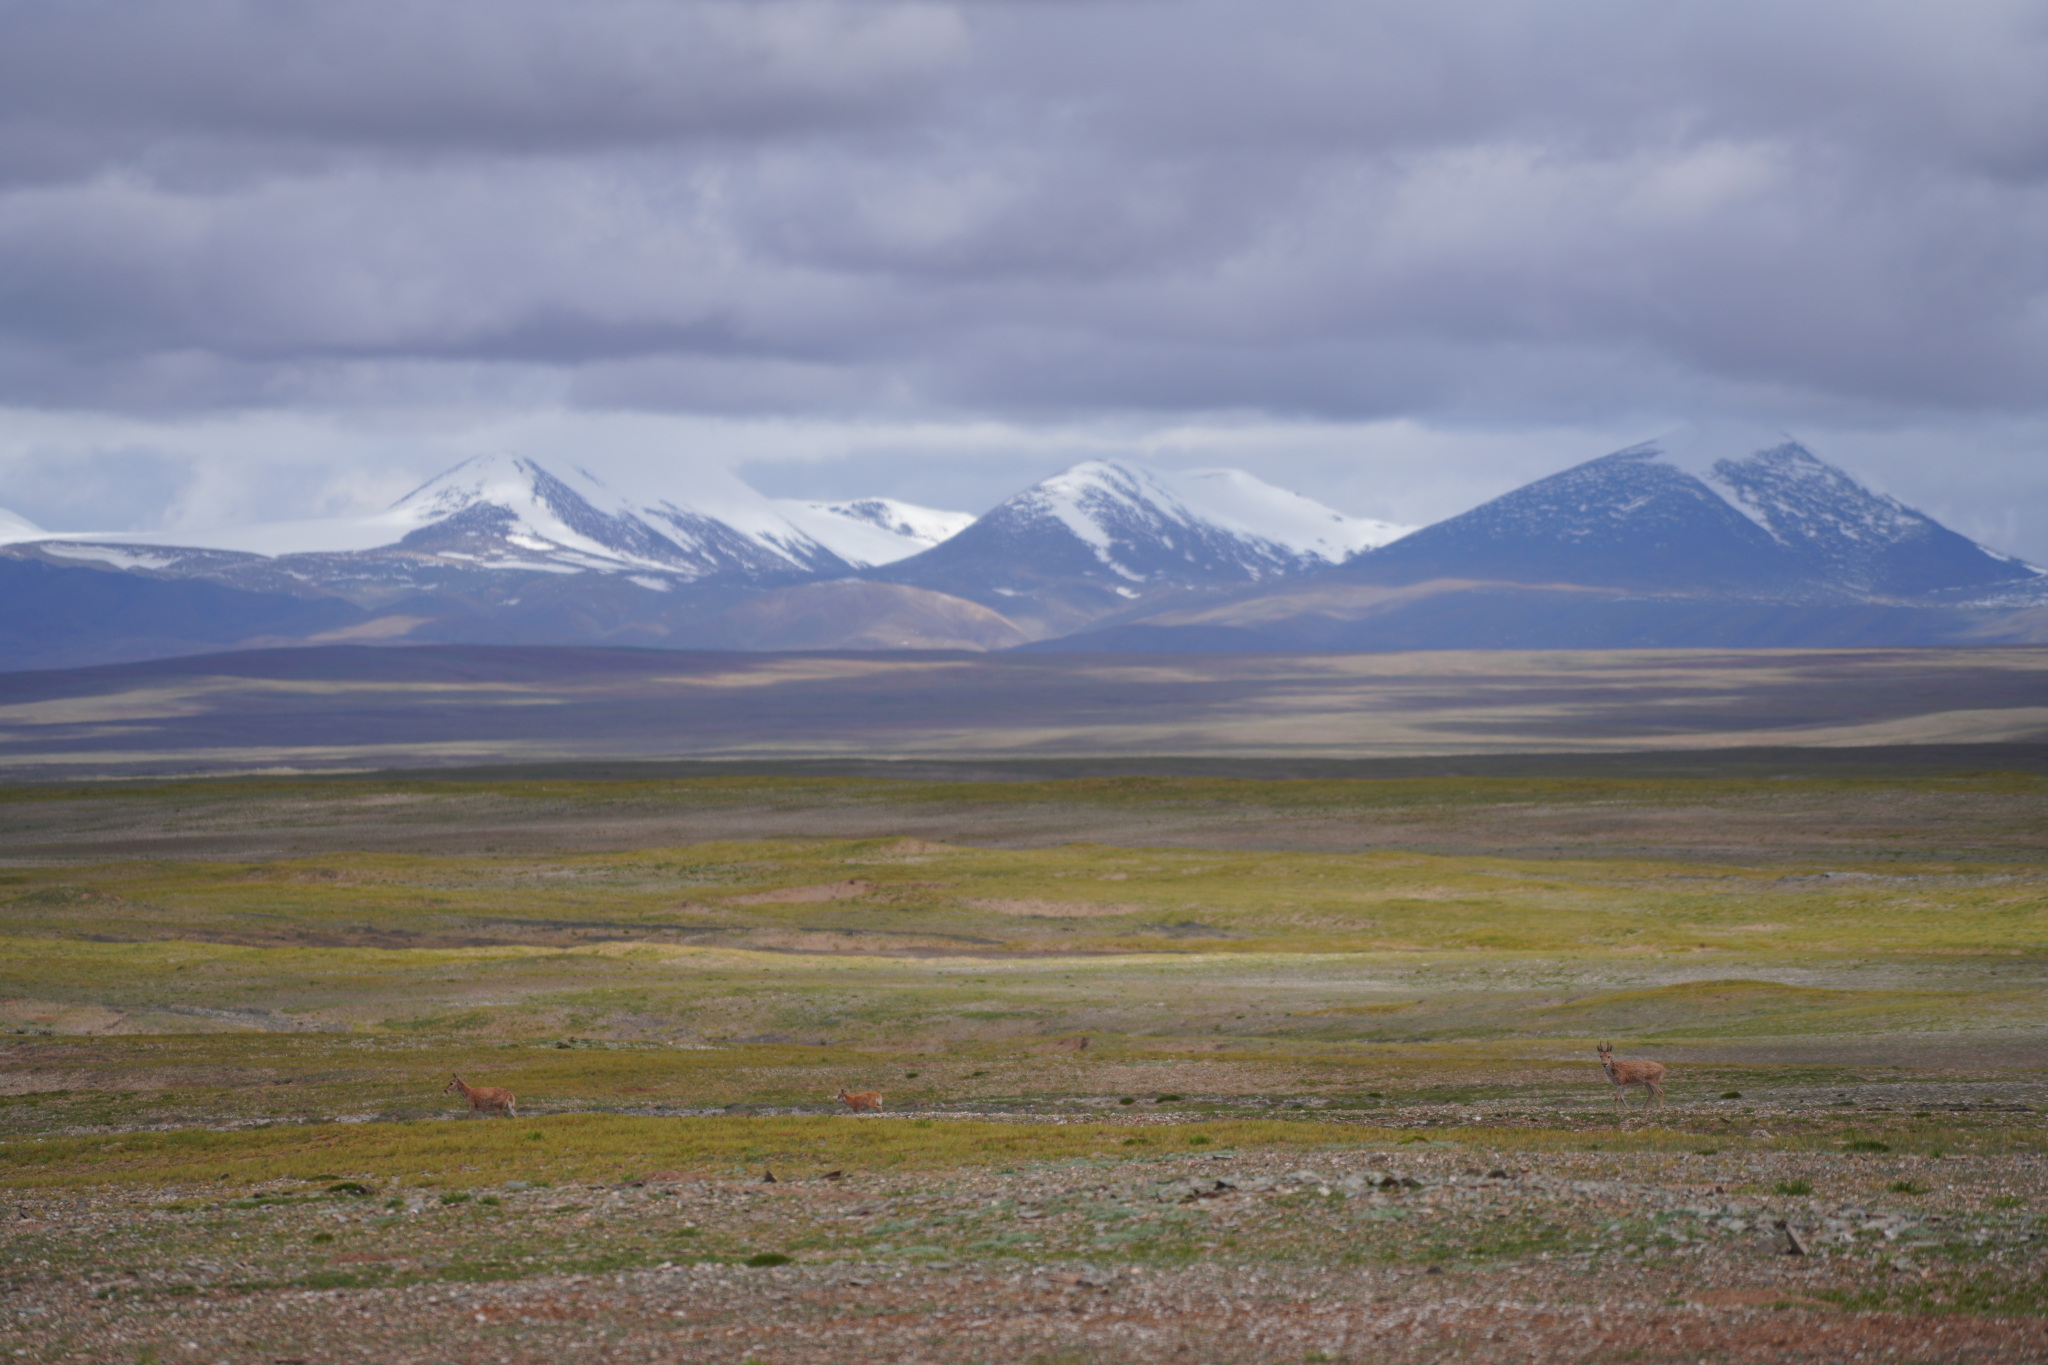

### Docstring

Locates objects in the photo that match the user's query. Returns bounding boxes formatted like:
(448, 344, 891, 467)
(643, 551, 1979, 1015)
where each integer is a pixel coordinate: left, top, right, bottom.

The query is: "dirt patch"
(0, 998, 127, 1035)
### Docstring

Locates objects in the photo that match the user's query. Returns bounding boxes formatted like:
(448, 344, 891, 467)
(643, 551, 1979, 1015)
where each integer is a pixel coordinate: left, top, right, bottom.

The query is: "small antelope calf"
(445, 1073, 517, 1117)
(1597, 1042, 1666, 1111)
(835, 1087, 883, 1113)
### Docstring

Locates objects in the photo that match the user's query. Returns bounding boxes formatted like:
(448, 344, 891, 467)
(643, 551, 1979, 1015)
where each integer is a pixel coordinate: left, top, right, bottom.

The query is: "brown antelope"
(835, 1087, 883, 1113)
(444, 1073, 517, 1117)
(1596, 1043, 1666, 1111)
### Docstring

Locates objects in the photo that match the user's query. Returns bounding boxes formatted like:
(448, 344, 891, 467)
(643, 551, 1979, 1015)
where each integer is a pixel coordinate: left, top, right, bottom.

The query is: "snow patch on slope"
(1011, 460, 1411, 581)
(36, 543, 187, 572)
(770, 497, 975, 567)
(0, 505, 46, 545)
(1164, 467, 1412, 560)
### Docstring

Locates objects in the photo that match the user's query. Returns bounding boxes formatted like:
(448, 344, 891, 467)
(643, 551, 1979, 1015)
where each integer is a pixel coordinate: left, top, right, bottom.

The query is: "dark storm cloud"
(0, 0, 2045, 553)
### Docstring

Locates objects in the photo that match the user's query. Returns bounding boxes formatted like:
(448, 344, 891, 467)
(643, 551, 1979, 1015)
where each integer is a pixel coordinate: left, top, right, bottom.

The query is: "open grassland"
(4, 763, 2046, 866)
(1, 765, 2044, 1362)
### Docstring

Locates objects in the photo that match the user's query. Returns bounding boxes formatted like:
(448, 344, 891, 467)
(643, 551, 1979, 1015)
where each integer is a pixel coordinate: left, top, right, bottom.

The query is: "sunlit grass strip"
(3, 1113, 1990, 1191)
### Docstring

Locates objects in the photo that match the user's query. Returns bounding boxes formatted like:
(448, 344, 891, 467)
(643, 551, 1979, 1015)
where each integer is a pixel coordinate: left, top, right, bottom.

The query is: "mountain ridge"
(0, 453, 1395, 665)
(2, 432, 2040, 668)
(1033, 431, 2044, 652)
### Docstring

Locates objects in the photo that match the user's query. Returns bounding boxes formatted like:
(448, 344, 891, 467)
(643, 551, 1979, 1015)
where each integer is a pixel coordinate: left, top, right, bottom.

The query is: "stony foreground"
(7, 1136, 2044, 1363)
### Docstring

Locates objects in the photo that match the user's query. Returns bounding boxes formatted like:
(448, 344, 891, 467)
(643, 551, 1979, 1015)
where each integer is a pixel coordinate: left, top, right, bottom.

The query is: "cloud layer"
(1, 0, 2044, 552)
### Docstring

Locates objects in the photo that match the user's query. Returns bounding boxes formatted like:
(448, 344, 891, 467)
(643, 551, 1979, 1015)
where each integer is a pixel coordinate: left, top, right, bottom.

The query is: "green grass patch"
(1822, 1267, 2048, 1317)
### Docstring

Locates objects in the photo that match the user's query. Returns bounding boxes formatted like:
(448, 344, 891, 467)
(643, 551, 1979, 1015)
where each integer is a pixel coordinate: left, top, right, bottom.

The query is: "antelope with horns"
(444, 1073, 517, 1117)
(835, 1087, 883, 1113)
(1596, 1043, 1666, 1111)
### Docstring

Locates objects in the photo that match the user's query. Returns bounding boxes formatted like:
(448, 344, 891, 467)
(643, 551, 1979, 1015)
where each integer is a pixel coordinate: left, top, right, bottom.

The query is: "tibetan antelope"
(1596, 1043, 1666, 1111)
(835, 1087, 883, 1113)
(444, 1073, 517, 1117)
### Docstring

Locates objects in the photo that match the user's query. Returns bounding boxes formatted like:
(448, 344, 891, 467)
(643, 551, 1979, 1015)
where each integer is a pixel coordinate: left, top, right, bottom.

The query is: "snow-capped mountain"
(0, 455, 993, 667)
(15, 454, 976, 586)
(1004, 461, 1409, 578)
(1038, 428, 2047, 653)
(1673, 430, 2038, 599)
(769, 498, 978, 568)
(869, 460, 1411, 634)
(7, 432, 2038, 669)
(1339, 428, 2039, 600)
(379, 454, 850, 582)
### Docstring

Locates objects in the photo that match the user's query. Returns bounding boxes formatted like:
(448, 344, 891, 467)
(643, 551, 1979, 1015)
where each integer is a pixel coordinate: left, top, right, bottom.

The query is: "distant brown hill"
(1, 642, 2043, 781)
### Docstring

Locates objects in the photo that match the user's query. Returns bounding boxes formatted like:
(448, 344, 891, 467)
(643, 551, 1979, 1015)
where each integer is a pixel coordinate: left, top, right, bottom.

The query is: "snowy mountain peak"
(871, 458, 1415, 636)
(389, 452, 583, 521)
(376, 453, 853, 583)
(1630, 429, 2037, 597)
(1005, 460, 1409, 581)
(1347, 428, 2036, 600)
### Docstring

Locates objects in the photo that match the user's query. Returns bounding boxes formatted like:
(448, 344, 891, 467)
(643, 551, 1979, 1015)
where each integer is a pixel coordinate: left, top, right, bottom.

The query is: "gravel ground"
(7, 1131, 2044, 1364)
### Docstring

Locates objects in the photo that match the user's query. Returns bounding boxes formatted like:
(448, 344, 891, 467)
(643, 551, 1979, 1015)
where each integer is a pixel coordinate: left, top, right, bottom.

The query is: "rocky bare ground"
(5, 1127, 2044, 1363)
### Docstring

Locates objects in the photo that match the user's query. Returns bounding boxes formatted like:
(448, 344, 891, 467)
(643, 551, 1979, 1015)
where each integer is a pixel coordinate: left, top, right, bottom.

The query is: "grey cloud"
(0, 0, 965, 179)
(0, 0, 2043, 556)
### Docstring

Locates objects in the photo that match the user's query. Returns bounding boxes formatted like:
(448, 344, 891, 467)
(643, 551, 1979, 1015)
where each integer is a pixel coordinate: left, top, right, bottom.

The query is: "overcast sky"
(2, 0, 2045, 558)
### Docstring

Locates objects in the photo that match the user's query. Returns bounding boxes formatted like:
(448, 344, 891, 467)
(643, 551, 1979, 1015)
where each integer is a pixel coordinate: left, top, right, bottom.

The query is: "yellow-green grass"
(5, 835, 2044, 962)
(3, 927, 2040, 1053)
(0, 1115, 1358, 1190)
(0, 1028, 1950, 1105)
(1534, 979, 2048, 1039)
(1, 1111, 2002, 1192)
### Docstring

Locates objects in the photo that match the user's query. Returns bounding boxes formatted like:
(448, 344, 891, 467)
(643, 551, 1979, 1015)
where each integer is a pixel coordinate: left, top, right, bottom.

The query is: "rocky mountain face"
(1336, 433, 2034, 599)
(1698, 440, 2032, 600)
